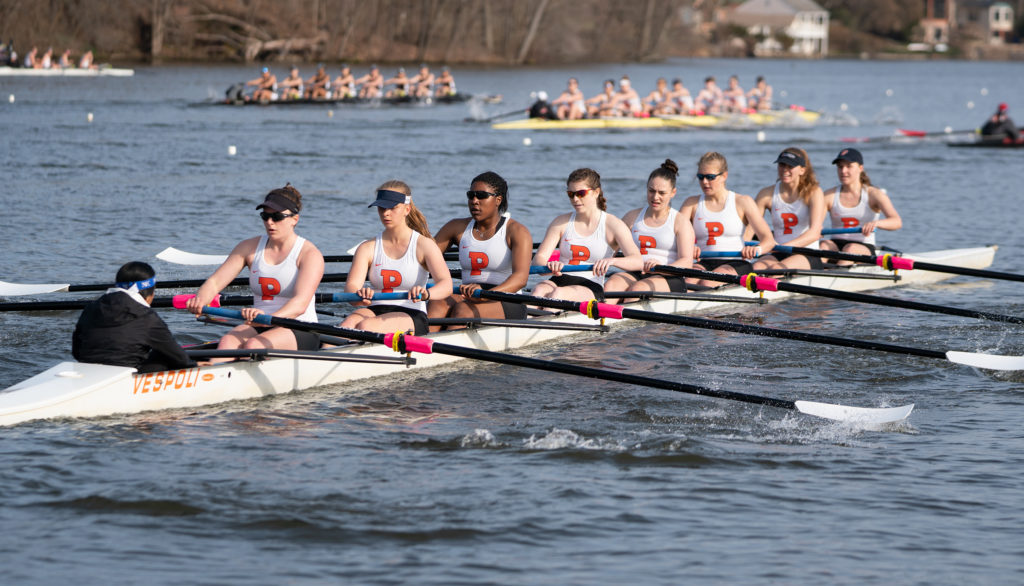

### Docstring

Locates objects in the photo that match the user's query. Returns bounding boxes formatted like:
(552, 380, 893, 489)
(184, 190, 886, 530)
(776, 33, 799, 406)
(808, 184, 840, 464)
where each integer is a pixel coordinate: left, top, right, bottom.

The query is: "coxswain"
(746, 76, 772, 111)
(331, 64, 356, 99)
(245, 67, 277, 102)
(73, 261, 195, 373)
(355, 65, 383, 98)
(186, 184, 325, 360)
(383, 68, 411, 98)
(820, 148, 902, 264)
(434, 66, 456, 97)
(278, 66, 304, 100)
(746, 148, 826, 271)
(528, 91, 558, 120)
(981, 103, 1019, 141)
(679, 152, 776, 288)
(410, 63, 435, 98)
(341, 181, 453, 335)
(532, 168, 643, 302)
(603, 159, 694, 301)
(551, 77, 586, 120)
(428, 171, 533, 330)
(304, 64, 330, 99)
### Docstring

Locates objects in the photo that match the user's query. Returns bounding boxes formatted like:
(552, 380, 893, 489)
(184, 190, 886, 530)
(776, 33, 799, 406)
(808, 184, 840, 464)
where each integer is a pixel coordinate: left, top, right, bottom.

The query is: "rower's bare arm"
(189, 238, 254, 313)
(273, 242, 325, 319)
(672, 212, 696, 268)
(494, 220, 533, 293)
(433, 218, 466, 252)
(738, 194, 776, 255)
(533, 215, 568, 266)
(744, 187, 773, 241)
(787, 187, 826, 247)
(345, 240, 374, 298)
(870, 187, 903, 231)
(607, 217, 644, 272)
(419, 238, 452, 301)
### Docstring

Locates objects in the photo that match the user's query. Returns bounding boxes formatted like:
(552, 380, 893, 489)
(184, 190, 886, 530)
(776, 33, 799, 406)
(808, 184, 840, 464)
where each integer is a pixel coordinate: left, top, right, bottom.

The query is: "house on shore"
(919, 0, 1016, 47)
(729, 0, 830, 57)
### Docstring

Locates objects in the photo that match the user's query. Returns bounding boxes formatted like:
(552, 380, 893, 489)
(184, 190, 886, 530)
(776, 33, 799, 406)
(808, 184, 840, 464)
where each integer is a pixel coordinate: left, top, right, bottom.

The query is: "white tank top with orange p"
(692, 191, 745, 256)
(630, 206, 679, 264)
(370, 231, 428, 312)
(249, 235, 317, 322)
(770, 182, 818, 249)
(558, 211, 612, 283)
(459, 218, 515, 287)
(828, 186, 878, 245)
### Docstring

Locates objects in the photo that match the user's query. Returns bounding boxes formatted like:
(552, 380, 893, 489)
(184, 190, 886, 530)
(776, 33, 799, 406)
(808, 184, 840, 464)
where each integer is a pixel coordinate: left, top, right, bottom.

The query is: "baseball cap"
(773, 151, 805, 167)
(832, 148, 864, 165)
(256, 191, 299, 213)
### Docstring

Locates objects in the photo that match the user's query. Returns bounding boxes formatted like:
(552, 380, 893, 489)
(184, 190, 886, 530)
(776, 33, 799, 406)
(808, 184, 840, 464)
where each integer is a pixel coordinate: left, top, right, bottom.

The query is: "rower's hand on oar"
(861, 220, 878, 237)
(741, 243, 763, 260)
(239, 307, 265, 324)
(185, 294, 213, 315)
(352, 287, 374, 306)
(409, 286, 431, 301)
(591, 257, 614, 277)
(547, 260, 564, 276)
(642, 259, 660, 274)
(459, 283, 483, 302)
(693, 246, 702, 262)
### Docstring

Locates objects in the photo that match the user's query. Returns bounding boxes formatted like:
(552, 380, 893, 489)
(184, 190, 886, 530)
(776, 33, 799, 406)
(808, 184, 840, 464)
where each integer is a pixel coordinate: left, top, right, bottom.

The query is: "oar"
(472, 290, 1024, 371)
(198, 306, 913, 426)
(463, 107, 527, 123)
(0, 272, 356, 297)
(840, 128, 978, 143)
(651, 265, 1024, 325)
(155, 247, 462, 265)
(0, 289, 409, 312)
(771, 245, 1024, 284)
(820, 227, 861, 235)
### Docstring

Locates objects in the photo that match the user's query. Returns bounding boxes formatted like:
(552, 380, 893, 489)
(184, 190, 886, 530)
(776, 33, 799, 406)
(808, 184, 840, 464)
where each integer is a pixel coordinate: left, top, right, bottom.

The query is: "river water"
(2, 58, 1024, 584)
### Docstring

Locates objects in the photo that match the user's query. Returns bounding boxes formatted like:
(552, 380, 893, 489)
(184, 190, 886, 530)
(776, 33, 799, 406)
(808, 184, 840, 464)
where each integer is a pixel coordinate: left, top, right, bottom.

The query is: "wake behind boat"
(0, 245, 995, 427)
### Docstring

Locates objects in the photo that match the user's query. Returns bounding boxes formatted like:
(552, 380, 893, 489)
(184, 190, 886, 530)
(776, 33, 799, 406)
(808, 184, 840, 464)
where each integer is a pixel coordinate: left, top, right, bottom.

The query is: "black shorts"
(476, 284, 528, 320)
(548, 274, 605, 301)
(829, 238, 876, 255)
(619, 270, 688, 293)
(254, 325, 321, 350)
(698, 258, 754, 275)
(770, 252, 825, 270)
(368, 304, 429, 335)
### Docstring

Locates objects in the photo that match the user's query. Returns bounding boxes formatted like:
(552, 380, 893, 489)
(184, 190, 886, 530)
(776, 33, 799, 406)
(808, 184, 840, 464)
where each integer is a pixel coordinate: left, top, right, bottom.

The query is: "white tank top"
(693, 191, 745, 256)
(828, 186, 878, 244)
(630, 206, 679, 264)
(459, 218, 516, 287)
(370, 231, 428, 312)
(558, 211, 612, 283)
(249, 235, 317, 322)
(770, 183, 818, 249)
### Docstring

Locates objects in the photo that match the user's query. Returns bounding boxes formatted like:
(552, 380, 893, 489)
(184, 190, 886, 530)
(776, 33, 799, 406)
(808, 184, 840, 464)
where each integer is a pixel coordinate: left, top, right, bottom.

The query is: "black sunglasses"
(466, 190, 497, 200)
(696, 172, 724, 181)
(260, 211, 296, 222)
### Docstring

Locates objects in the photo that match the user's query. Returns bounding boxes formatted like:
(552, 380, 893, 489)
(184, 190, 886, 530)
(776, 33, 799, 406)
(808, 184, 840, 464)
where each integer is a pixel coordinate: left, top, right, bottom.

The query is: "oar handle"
(529, 264, 594, 274)
(820, 227, 861, 235)
(328, 283, 436, 303)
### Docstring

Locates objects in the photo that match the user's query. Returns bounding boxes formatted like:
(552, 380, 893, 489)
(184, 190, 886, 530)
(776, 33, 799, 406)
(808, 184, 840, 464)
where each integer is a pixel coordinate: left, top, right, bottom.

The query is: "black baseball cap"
(832, 148, 864, 165)
(773, 151, 805, 167)
(256, 192, 299, 213)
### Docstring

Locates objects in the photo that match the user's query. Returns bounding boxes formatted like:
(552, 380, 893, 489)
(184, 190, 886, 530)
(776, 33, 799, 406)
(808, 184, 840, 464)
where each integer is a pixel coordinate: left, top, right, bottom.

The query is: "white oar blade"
(345, 240, 367, 255)
(946, 350, 1024, 371)
(156, 247, 228, 266)
(0, 280, 71, 296)
(794, 400, 914, 427)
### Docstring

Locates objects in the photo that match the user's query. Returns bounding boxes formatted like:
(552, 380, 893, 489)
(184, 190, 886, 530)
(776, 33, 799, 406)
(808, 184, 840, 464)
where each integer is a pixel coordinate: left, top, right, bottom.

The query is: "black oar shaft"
(783, 246, 1024, 283)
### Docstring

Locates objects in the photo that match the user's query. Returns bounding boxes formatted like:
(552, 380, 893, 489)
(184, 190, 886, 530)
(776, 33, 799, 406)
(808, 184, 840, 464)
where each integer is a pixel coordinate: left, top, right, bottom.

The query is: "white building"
(730, 0, 830, 57)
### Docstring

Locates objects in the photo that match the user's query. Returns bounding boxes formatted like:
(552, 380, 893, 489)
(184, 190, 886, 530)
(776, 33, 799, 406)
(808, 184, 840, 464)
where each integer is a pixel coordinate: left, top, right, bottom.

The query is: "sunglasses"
(566, 188, 592, 199)
(466, 190, 497, 200)
(260, 211, 296, 222)
(696, 172, 724, 182)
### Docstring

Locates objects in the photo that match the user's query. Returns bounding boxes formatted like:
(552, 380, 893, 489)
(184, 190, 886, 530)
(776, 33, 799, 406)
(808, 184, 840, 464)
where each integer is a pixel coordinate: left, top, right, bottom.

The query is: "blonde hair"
(780, 147, 820, 204)
(377, 179, 430, 236)
(697, 151, 728, 174)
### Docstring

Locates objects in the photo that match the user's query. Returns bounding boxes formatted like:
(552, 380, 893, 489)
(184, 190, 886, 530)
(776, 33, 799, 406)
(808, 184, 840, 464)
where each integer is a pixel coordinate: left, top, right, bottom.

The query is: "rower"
(245, 67, 277, 102)
(603, 159, 694, 301)
(186, 185, 325, 360)
(331, 64, 356, 99)
(746, 148, 826, 271)
(680, 152, 776, 288)
(667, 78, 695, 114)
(278, 66, 304, 100)
(434, 66, 456, 97)
(981, 103, 1019, 141)
(73, 261, 195, 373)
(722, 75, 747, 112)
(410, 63, 435, 98)
(585, 80, 617, 118)
(642, 77, 670, 116)
(428, 171, 533, 330)
(694, 76, 723, 114)
(532, 168, 643, 302)
(355, 65, 383, 98)
(820, 148, 902, 264)
(304, 64, 330, 99)
(383, 67, 411, 98)
(341, 182, 453, 335)
(746, 76, 772, 111)
(614, 76, 643, 117)
(551, 77, 586, 120)
(79, 49, 97, 70)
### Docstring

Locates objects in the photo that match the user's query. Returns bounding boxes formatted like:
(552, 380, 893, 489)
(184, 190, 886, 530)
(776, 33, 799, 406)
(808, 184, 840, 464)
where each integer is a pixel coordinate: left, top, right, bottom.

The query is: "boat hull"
(0, 66, 134, 77)
(492, 109, 820, 130)
(0, 246, 997, 426)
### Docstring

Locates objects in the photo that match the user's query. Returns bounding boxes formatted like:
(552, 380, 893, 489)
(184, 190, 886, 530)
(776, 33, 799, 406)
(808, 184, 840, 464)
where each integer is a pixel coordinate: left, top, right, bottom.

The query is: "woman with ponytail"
(187, 184, 325, 359)
(532, 168, 643, 302)
(341, 180, 452, 335)
(820, 148, 902, 264)
(428, 171, 533, 330)
(746, 147, 826, 270)
(603, 159, 694, 301)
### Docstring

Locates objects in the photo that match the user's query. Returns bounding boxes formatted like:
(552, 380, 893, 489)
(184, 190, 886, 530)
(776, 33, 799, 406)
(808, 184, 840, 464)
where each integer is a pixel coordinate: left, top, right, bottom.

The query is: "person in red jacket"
(72, 261, 194, 373)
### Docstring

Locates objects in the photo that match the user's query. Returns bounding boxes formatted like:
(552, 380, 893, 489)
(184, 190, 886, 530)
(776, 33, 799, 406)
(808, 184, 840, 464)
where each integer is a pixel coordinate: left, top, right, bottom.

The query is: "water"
(2, 58, 1024, 584)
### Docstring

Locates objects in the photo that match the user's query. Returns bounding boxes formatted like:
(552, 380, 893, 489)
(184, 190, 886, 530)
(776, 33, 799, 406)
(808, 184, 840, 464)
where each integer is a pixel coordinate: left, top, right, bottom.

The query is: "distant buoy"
(7, 94, 13, 104)
(228, 145, 237, 156)
(523, 137, 532, 146)
(885, 89, 894, 97)
(327, 110, 334, 118)
(87, 112, 93, 122)
(944, 126, 953, 133)
(980, 88, 989, 96)
(967, 101, 975, 109)
(756, 130, 766, 143)
(840, 103, 848, 112)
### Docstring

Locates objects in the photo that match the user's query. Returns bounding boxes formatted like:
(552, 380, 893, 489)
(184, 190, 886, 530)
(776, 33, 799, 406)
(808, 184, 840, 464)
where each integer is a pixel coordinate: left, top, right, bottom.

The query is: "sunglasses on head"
(466, 190, 497, 200)
(566, 188, 592, 199)
(696, 172, 724, 181)
(260, 211, 296, 222)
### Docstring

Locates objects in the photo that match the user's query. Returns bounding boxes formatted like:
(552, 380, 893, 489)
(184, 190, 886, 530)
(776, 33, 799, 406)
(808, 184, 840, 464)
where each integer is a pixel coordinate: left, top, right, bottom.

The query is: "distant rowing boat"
(947, 136, 1024, 148)
(0, 245, 994, 427)
(492, 108, 820, 130)
(0, 66, 134, 77)
(200, 92, 502, 107)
